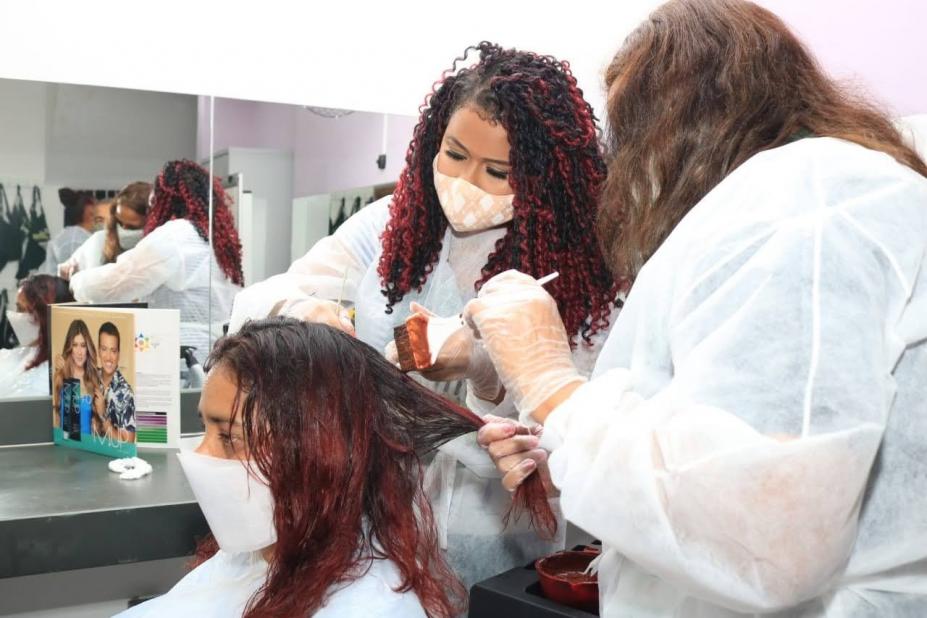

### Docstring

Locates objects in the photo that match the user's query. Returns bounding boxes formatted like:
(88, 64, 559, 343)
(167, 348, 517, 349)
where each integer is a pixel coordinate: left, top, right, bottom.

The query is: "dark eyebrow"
(447, 136, 470, 154)
(198, 410, 236, 426)
(446, 135, 510, 167)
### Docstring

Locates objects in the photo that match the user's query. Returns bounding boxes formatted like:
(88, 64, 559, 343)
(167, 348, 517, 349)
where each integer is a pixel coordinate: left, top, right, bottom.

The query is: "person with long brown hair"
(0, 274, 74, 396)
(52, 319, 103, 433)
(58, 181, 152, 280)
(470, 0, 927, 615)
(117, 317, 527, 617)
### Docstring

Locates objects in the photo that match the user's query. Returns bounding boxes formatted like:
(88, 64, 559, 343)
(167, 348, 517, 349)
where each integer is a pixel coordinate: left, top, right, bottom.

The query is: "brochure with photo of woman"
(50, 305, 179, 458)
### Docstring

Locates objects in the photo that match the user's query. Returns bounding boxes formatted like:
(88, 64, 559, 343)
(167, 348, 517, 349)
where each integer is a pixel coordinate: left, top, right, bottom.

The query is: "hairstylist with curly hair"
(230, 42, 624, 588)
(71, 160, 243, 355)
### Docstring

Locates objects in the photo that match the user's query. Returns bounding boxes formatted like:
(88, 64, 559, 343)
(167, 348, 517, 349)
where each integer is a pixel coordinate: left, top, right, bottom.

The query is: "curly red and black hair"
(147, 160, 244, 286)
(377, 41, 623, 344)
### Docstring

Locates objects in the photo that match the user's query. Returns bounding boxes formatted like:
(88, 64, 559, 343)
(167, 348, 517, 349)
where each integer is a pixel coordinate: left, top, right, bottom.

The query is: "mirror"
(206, 97, 416, 346)
(0, 77, 211, 402)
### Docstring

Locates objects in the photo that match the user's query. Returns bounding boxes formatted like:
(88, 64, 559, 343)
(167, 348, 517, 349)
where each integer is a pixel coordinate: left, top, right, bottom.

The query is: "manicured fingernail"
(521, 459, 536, 471)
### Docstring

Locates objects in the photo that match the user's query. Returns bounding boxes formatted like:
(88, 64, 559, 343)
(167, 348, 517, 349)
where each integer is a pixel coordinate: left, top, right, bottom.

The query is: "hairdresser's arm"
(70, 228, 180, 303)
(228, 197, 391, 334)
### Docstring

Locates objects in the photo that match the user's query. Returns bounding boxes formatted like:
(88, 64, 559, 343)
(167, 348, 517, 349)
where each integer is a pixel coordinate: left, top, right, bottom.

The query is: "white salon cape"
(540, 137, 927, 616)
(61, 228, 107, 273)
(70, 219, 241, 356)
(0, 347, 48, 397)
(230, 196, 611, 589)
(115, 550, 427, 617)
(41, 225, 90, 274)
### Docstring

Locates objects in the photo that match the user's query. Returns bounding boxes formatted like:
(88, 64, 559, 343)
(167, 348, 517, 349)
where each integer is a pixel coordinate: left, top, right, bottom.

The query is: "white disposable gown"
(540, 137, 927, 616)
(230, 196, 612, 588)
(41, 225, 90, 275)
(114, 549, 428, 617)
(0, 346, 49, 397)
(61, 228, 107, 274)
(70, 219, 241, 356)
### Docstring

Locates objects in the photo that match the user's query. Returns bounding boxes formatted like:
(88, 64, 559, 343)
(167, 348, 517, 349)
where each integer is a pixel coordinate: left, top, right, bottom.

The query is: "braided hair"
(377, 42, 623, 344)
(147, 160, 244, 286)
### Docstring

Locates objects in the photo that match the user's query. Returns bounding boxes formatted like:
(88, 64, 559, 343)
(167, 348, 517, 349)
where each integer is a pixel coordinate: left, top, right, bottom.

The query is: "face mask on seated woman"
(121, 318, 515, 618)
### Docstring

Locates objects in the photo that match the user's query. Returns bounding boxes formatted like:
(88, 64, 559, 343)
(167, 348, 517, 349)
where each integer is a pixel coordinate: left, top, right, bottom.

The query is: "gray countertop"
(0, 445, 194, 520)
(0, 444, 208, 579)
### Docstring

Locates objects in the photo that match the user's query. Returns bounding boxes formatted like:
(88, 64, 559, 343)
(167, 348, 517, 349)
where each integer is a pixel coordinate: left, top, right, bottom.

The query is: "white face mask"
(176, 450, 277, 554)
(117, 224, 143, 250)
(433, 156, 515, 232)
(6, 310, 40, 347)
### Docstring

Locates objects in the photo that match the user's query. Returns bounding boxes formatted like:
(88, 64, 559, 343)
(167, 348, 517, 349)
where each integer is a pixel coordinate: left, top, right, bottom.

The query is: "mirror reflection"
(0, 78, 213, 399)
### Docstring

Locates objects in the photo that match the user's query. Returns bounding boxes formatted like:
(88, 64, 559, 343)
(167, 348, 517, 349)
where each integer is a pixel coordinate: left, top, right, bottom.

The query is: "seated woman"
(119, 317, 488, 617)
(0, 274, 74, 397)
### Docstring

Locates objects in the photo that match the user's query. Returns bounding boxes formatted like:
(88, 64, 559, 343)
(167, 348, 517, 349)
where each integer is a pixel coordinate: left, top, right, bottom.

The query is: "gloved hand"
(477, 414, 554, 493)
(58, 260, 78, 281)
(463, 270, 585, 419)
(277, 297, 355, 336)
(385, 302, 502, 401)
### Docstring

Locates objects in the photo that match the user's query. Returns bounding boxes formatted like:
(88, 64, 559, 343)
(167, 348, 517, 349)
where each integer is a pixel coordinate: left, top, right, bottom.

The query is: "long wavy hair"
(53, 318, 102, 410)
(147, 160, 244, 286)
(19, 274, 74, 370)
(196, 318, 556, 617)
(598, 0, 927, 281)
(378, 42, 622, 344)
(103, 181, 151, 263)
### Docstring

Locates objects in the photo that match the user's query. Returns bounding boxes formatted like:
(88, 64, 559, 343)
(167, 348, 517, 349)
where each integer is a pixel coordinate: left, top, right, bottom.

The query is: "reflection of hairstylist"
(96, 322, 136, 443)
(59, 182, 152, 280)
(52, 319, 103, 432)
(69, 161, 244, 354)
(0, 275, 74, 397)
(229, 42, 624, 588)
(471, 2, 927, 616)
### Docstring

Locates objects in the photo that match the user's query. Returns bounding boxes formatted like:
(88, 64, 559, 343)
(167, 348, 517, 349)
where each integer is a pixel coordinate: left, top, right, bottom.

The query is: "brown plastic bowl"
(535, 549, 599, 613)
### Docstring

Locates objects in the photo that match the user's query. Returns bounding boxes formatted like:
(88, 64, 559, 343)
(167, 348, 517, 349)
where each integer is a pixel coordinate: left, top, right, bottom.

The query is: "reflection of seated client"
(97, 321, 136, 443)
(0, 274, 74, 397)
(53, 319, 103, 433)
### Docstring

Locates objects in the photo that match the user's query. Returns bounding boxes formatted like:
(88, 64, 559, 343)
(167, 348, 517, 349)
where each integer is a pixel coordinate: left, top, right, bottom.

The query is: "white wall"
(0, 78, 198, 190)
(0, 78, 198, 298)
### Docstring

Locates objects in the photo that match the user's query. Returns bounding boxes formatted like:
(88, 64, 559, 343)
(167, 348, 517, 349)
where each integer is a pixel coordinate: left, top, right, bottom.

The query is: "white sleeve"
(64, 230, 105, 272)
(543, 204, 922, 612)
(69, 228, 181, 303)
(228, 196, 390, 332)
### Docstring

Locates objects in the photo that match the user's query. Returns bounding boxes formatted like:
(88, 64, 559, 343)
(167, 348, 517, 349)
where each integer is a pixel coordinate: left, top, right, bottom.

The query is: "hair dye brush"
(393, 272, 559, 372)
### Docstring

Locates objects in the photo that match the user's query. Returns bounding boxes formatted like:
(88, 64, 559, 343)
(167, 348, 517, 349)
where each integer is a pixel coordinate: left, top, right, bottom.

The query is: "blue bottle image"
(79, 394, 92, 436)
(60, 378, 82, 441)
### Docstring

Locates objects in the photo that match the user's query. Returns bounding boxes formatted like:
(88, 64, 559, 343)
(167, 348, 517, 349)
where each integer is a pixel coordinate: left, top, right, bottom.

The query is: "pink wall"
(204, 98, 417, 198)
(757, 0, 926, 115)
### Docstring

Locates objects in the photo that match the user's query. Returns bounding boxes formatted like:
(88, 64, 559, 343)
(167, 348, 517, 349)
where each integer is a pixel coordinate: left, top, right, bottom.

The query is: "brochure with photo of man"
(50, 305, 180, 458)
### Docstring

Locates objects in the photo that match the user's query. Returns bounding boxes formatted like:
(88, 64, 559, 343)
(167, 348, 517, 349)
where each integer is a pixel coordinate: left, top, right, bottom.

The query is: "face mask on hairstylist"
(116, 224, 143, 250)
(176, 450, 277, 554)
(6, 310, 40, 347)
(433, 155, 515, 232)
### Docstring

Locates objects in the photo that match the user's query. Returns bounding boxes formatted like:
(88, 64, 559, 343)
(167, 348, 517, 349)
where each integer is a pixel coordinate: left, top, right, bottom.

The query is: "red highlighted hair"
(378, 42, 624, 344)
(148, 160, 244, 286)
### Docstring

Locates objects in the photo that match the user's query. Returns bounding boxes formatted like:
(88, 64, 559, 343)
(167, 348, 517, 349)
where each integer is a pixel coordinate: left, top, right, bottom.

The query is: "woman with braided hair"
(71, 160, 243, 355)
(230, 42, 624, 588)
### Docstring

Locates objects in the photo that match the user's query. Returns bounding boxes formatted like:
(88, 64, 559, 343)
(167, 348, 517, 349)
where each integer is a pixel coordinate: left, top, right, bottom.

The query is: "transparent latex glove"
(463, 270, 585, 418)
(385, 302, 502, 401)
(476, 414, 554, 493)
(277, 296, 355, 336)
(58, 260, 78, 281)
